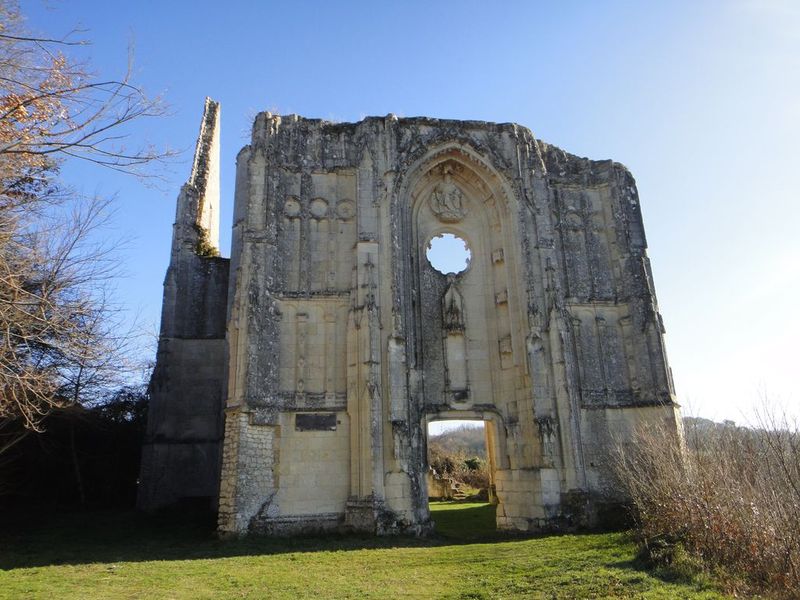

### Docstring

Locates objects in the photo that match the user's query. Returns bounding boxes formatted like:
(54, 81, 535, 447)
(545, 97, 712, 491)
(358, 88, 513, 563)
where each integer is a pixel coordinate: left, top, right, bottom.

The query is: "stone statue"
(442, 279, 465, 332)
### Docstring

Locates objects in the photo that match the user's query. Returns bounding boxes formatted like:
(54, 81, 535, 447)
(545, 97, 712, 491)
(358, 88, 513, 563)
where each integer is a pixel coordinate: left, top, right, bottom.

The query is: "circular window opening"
(426, 233, 472, 275)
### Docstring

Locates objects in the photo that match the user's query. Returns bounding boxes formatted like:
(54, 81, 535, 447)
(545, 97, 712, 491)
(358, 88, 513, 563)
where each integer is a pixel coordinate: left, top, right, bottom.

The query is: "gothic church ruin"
(138, 99, 682, 536)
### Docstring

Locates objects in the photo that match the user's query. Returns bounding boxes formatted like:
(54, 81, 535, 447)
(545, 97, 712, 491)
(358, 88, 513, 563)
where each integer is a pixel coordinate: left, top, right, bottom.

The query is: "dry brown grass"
(613, 409, 800, 597)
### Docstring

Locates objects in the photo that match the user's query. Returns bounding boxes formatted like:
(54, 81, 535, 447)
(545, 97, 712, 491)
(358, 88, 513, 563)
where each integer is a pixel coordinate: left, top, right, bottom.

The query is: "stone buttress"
(137, 99, 229, 510)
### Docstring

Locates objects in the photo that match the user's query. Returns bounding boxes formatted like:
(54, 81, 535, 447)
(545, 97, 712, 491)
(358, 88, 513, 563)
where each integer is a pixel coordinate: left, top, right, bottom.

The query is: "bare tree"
(0, 2, 170, 182)
(0, 0, 170, 454)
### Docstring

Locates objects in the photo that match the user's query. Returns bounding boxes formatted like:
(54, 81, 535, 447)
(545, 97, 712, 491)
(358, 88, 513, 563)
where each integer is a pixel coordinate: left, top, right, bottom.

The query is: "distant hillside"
(430, 417, 754, 462)
(429, 424, 486, 459)
(683, 416, 738, 432)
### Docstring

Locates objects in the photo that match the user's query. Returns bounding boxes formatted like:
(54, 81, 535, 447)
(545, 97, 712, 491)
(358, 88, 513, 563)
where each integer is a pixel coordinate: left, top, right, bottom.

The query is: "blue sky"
(21, 1, 800, 425)
(427, 234, 471, 275)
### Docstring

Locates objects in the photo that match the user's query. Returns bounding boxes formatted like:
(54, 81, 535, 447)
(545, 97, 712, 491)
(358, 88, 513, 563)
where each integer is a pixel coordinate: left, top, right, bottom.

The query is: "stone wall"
(275, 412, 350, 515)
(214, 112, 682, 536)
(138, 103, 681, 533)
(138, 99, 229, 511)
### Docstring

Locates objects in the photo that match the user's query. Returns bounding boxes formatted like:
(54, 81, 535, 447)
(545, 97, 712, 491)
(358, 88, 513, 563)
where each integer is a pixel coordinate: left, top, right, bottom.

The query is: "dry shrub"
(614, 411, 800, 597)
(428, 442, 490, 491)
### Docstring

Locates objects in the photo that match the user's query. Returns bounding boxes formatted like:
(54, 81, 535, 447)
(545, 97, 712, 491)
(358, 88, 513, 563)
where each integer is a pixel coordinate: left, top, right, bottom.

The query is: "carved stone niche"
(284, 196, 301, 219)
(442, 279, 465, 332)
(442, 278, 469, 403)
(309, 197, 329, 219)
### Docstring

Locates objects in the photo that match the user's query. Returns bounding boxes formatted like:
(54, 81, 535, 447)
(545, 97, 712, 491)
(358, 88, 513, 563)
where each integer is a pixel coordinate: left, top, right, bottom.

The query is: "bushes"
(0, 386, 148, 508)
(428, 441, 490, 492)
(614, 413, 800, 597)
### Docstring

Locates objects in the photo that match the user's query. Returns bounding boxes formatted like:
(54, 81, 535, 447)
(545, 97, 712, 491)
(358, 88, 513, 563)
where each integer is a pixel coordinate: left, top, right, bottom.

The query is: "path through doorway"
(425, 418, 498, 535)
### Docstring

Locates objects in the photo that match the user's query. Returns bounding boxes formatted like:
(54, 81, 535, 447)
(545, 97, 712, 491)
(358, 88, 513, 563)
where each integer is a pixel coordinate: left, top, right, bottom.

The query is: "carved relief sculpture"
(429, 165, 468, 222)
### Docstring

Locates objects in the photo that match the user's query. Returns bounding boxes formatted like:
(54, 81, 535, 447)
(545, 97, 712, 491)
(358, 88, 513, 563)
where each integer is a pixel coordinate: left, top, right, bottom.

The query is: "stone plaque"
(295, 412, 337, 431)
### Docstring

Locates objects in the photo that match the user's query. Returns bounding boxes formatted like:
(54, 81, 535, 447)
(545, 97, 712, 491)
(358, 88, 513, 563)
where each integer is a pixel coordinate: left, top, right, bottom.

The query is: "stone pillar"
(345, 242, 386, 530)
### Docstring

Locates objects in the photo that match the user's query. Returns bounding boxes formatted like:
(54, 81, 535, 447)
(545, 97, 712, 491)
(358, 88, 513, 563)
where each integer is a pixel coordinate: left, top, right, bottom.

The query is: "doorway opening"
(425, 417, 499, 537)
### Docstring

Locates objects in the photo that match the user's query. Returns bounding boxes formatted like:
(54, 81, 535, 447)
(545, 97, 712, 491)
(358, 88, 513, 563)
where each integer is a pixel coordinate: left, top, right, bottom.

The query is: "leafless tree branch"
(0, 0, 168, 451)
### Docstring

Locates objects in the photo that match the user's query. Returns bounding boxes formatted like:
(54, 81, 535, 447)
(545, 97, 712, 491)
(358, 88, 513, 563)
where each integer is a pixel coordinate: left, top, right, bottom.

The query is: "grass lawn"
(0, 502, 728, 599)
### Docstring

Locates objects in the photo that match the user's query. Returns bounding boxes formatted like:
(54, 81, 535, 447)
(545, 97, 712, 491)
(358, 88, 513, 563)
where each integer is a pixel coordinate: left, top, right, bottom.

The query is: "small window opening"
(426, 233, 471, 275)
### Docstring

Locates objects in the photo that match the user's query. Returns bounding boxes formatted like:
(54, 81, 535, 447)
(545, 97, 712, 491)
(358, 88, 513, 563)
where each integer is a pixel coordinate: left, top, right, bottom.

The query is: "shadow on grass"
(429, 502, 501, 541)
(0, 503, 626, 571)
(0, 504, 505, 569)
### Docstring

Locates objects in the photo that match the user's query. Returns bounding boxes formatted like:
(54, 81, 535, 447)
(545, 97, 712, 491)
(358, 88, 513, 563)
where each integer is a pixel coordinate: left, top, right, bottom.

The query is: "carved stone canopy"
(442, 277, 465, 332)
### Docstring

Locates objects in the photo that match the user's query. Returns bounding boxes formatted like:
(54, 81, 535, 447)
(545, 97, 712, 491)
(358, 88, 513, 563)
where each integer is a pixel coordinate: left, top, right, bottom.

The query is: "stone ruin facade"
(138, 98, 683, 536)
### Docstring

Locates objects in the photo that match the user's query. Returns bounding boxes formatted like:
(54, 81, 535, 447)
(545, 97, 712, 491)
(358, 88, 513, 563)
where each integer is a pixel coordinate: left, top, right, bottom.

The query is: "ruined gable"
(140, 104, 682, 535)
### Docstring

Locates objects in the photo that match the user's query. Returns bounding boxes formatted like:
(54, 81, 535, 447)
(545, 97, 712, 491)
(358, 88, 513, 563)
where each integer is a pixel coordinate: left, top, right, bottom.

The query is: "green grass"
(429, 501, 498, 540)
(0, 502, 729, 599)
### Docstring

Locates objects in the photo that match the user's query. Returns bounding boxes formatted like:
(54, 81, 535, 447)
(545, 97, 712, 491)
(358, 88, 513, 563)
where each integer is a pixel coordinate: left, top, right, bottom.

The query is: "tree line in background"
(0, 385, 148, 507)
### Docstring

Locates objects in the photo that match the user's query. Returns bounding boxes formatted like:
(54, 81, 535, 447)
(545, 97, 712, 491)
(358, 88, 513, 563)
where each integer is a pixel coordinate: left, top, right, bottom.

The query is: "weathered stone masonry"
(138, 99, 682, 536)
(137, 98, 228, 510)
